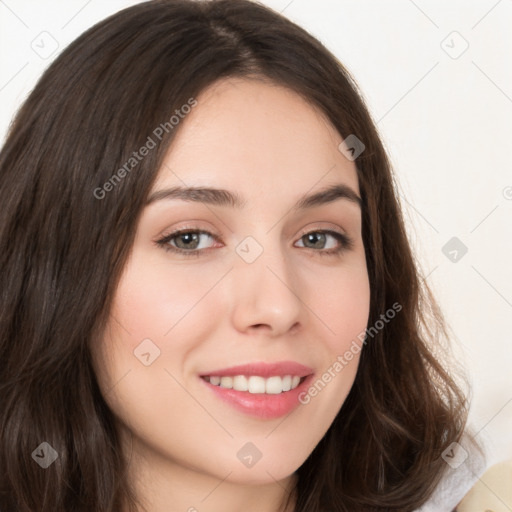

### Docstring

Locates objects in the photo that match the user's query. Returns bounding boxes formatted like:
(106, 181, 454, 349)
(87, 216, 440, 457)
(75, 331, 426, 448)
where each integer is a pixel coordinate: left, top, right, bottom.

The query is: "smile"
(201, 374, 306, 394)
(198, 361, 315, 419)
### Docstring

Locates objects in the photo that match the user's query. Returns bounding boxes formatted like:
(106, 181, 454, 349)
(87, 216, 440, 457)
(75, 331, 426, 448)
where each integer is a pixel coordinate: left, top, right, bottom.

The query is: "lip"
(198, 362, 315, 420)
(198, 361, 314, 378)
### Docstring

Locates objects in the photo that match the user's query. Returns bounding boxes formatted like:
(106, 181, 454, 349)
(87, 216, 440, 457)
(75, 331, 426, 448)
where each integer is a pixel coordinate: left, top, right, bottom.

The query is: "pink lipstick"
(198, 361, 314, 419)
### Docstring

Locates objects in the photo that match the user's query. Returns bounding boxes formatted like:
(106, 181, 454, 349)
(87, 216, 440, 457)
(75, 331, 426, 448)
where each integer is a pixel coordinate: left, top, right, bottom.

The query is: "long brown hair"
(0, 1, 476, 510)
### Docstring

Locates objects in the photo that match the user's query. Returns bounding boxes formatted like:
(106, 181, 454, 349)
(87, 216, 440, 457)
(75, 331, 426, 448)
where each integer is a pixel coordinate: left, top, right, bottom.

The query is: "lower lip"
(199, 374, 315, 419)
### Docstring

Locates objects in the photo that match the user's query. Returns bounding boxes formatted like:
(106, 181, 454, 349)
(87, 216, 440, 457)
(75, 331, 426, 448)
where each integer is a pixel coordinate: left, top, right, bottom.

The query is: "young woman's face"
(92, 78, 370, 491)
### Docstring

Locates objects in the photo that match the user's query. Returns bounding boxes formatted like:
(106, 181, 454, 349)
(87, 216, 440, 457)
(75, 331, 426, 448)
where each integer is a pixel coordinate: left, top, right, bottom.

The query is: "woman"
(0, 0, 483, 510)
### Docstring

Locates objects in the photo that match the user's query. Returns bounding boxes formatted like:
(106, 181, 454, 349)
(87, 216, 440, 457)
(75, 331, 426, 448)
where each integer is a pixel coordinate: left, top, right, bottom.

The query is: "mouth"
(200, 374, 308, 394)
(199, 372, 315, 419)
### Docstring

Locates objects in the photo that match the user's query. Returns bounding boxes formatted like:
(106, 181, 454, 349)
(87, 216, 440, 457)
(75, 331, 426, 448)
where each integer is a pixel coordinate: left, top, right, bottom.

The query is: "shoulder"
(455, 459, 512, 511)
(415, 433, 487, 512)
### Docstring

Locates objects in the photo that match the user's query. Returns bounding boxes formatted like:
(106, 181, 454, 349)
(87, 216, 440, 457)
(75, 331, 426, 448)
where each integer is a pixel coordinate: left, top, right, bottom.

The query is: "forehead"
(151, 77, 359, 201)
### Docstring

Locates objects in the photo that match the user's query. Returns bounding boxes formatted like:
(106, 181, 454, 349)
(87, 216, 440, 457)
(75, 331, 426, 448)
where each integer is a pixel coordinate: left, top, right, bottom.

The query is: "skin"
(91, 77, 371, 512)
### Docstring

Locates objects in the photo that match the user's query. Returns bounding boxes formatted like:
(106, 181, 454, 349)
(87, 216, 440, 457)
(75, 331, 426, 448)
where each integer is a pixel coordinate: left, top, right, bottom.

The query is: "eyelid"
(296, 222, 349, 239)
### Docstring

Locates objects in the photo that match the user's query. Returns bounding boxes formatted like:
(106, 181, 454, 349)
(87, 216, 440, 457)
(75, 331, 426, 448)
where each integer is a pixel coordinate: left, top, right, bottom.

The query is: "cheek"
(293, 264, 369, 432)
(327, 283, 370, 351)
(109, 252, 223, 343)
(306, 259, 371, 354)
(295, 256, 369, 408)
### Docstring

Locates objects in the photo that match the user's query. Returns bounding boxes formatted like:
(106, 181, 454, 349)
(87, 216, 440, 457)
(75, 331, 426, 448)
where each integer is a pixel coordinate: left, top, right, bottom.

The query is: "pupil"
(307, 233, 324, 248)
(178, 233, 198, 249)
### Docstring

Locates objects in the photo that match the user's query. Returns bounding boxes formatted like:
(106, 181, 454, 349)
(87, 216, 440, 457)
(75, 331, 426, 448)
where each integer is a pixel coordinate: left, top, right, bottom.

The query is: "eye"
(156, 228, 220, 257)
(295, 230, 354, 256)
(155, 227, 354, 257)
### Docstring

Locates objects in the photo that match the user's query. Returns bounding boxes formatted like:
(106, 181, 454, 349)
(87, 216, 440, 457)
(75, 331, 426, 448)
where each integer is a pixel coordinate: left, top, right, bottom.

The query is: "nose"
(229, 237, 304, 337)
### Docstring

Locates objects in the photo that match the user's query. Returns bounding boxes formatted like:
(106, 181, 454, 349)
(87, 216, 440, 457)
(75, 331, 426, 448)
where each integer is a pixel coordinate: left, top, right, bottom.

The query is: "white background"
(1, 0, 511, 469)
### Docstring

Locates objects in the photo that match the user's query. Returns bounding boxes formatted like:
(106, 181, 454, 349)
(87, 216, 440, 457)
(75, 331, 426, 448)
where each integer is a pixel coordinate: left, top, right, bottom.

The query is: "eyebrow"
(146, 183, 362, 211)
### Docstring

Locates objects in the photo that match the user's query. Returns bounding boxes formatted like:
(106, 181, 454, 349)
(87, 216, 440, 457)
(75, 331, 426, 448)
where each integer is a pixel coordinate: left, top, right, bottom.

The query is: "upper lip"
(199, 361, 314, 378)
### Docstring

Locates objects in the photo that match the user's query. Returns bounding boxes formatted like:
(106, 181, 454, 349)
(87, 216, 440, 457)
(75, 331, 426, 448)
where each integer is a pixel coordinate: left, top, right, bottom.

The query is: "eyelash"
(155, 227, 354, 258)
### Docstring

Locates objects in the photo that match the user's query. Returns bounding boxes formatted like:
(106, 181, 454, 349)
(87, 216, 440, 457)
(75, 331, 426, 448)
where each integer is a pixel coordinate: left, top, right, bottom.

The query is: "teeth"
(203, 374, 304, 394)
(233, 375, 248, 391)
(220, 376, 233, 388)
(248, 376, 266, 393)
